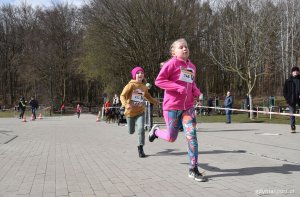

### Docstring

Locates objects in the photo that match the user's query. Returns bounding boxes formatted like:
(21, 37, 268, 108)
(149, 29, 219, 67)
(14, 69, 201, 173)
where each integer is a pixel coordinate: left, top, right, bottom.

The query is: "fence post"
(101, 107, 104, 120)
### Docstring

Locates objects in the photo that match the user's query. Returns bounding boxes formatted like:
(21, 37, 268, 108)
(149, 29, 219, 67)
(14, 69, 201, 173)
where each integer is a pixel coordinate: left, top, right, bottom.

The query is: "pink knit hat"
(131, 66, 144, 79)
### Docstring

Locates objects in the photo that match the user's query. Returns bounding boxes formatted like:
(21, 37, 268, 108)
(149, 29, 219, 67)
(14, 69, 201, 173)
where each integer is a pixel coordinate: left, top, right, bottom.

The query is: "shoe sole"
(148, 133, 156, 142)
(148, 124, 159, 142)
(188, 174, 208, 182)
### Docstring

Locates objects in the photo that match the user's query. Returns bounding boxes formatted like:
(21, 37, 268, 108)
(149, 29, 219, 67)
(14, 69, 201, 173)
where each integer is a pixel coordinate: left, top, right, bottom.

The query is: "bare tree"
(1, 0, 300, 110)
(277, 0, 300, 80)
(33, 3, 84, 108)
(0, 4, 31, 105)
(209, 0, 278, 118)
(83, 0, 203, 97)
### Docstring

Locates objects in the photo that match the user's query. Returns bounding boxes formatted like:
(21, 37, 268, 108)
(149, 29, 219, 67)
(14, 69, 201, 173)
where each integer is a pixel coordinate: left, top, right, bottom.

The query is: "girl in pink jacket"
(76, 104, 82, 118)
(148, 38, 207, 182)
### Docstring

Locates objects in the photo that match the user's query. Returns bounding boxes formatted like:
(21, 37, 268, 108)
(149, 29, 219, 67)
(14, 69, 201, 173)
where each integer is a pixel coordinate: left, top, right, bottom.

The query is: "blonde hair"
(169, 38, 188, 56)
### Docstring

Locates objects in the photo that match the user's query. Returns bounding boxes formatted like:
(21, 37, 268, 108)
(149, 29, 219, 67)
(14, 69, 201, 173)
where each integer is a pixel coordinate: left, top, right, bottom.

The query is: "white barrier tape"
(101, 104, 299, 117)
(195, 105, 300, 117)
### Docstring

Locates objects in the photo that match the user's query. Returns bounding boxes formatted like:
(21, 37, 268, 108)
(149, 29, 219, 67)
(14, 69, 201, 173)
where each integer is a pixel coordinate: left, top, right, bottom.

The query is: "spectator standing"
(104, 99, 112, 116)
(76, 104, 82, 118)
(245, 94, 250, 117)
(61, 103, 65, 114)
(112, 94, 120, 107)
(29, 96, 39, 120)
(18, 97, 27, 119)
(207, 97, 213, 115)
(224, 91, 233, 124)
(283, 66, 300, 133)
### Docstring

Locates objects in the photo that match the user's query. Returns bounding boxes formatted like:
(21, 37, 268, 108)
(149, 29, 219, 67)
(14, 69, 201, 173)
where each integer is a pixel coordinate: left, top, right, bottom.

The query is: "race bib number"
(179, 68, 194, 83)
(131, 89, 144, 103)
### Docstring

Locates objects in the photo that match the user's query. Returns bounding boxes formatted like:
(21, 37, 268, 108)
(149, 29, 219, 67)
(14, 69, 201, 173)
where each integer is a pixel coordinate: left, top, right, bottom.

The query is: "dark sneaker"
(149, 124, 159, 142)
(179, 126, 184, 132)
(188, 167, 207, 182)
(291, 125, 296, 133)
(137, 145, 146, 158)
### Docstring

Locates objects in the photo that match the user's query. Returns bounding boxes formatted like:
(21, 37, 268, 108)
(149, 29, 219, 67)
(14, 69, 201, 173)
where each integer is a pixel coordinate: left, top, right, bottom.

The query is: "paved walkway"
(0, 114, 299, 197)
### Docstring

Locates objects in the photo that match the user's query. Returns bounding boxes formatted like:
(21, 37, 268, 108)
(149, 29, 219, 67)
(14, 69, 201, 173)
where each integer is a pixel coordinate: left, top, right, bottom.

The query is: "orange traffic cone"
(22, 116, 27, 122)
(38, 113, 43, 119)
(31, 114, 35, 121)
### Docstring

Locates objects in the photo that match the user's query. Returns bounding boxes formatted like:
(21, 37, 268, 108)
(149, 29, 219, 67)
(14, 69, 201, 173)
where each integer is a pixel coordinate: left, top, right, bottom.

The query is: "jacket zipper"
(183, 61, 190, 110)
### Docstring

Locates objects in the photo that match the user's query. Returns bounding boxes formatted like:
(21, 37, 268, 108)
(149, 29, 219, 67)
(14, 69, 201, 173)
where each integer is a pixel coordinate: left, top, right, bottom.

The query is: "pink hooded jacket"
(155, 57, 201, 111)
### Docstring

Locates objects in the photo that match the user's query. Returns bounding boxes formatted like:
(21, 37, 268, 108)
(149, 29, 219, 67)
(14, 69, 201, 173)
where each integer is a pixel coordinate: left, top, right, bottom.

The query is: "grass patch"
(0, 110, 54, 118)
(197, 113, 290, 124)
(153, 113, 291, 124)
(1, 110, 291, 125)
(0, 111, 18, 118)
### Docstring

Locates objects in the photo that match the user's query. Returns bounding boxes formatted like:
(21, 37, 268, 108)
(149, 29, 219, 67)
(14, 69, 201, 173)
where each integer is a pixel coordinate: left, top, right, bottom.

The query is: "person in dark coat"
(18, 97, 27, 119)
(224, 91, 233, 124)
(207, 97, 213, 115)
(29, 96, 39, 120)
(245, 94, 250, 117)
(283, 66, 300, 133)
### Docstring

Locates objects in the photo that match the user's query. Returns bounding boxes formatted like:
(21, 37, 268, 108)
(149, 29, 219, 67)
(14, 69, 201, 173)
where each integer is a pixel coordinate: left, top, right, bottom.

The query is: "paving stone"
(0, 115, 299, 196)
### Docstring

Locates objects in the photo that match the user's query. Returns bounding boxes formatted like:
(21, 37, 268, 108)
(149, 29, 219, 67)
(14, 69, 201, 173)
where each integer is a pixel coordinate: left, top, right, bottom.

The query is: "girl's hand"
(194, 96, 201, 107)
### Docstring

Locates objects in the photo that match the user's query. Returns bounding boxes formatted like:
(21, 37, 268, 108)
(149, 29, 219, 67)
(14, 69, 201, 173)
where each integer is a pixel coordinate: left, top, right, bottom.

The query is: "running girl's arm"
(144, 90, 159, 105)
(155, 63, 186, 93)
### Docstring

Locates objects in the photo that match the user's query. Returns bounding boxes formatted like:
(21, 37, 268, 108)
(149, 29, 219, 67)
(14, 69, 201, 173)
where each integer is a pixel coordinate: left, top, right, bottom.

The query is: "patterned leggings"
(155, 108, 198, 168)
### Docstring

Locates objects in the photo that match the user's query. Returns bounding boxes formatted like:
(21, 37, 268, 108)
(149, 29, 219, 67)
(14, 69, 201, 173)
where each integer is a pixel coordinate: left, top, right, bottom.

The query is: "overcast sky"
(1, 0, 86, 8)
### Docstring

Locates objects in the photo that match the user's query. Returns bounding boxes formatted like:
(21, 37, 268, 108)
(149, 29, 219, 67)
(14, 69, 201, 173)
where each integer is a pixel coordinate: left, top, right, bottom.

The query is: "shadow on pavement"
(0, 132, 18, 144)
(200, 163, 300, 178)
(240, 121, 265, 123)
(200, 129, 259, 132)
(150, 149, 246, 156)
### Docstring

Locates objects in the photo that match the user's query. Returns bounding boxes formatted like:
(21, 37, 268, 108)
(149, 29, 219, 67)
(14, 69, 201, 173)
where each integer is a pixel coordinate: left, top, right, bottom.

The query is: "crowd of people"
(15, 96, 85, 120)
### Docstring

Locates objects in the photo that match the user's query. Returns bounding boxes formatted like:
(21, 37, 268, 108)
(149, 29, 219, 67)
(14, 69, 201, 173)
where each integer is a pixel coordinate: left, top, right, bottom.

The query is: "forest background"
(0, 0, 300, 111)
